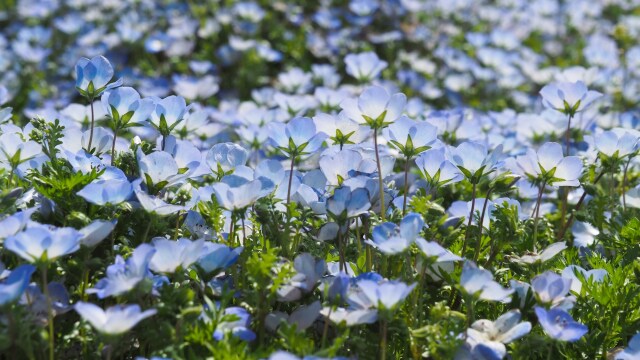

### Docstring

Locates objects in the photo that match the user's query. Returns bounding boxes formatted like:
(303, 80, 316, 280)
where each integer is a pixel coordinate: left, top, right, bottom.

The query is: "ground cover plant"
(1, 0, 640, 359)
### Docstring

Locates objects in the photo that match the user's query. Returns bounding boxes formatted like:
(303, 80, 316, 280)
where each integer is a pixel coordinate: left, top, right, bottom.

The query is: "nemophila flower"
(0, 208, 36, 240)
(81, 126, 113, 154)
(208, 176, 267, 211)
(88, 244, 155, 299)
(508, 242, 567, 265)
(75, 56, 122, 99)
(348, 279, 416, 311)
(0, 264, 35, 306)
(415, 147, 463, 187)
(383, 116, 438, 158)
(213, 307, 256, 341)
(149, 95, 189, 138)
(531, 271, 575, 310)
(450, 142, 504, 183)
(515, 142, 583, 186)
(21, 281, 72, 323)
(77, 167, 133, 206)
(75, 302, 156, 335)
(134, 180, 186, 216)
(278, 253, 326, 302)
(344, 51, 387, 82)
(625, 185, 640, 209)
(79, 220, 117, 248)
(594, 130, 639, 160)
(366, 213, 425, 254)
(539, 81, 602, 116)
(460, 262, 513, 302)
(571, 221, 599, 248)
(0, 132, 42, 169)
(206, 142, 249, 178)
(326, 186, 371, 221)
(267, 117, 327, 157)
(320, 307, 379, 326)
(138, 151, 185, 192)
(197, 243, 243, 274)
(5, 226, 82, 263)
(149, 238, 205, 274)
(313, 113, 369, 147)
(561, 265, 607, 294)
(616, 333, 640, 360)
(340, 86, 406, 129)
(319, 149, 363, 186)
(534, 306, 588, 342)
(266, 300, 322, 332)
(462, 310, 532, 360)
(415, 238, 462, 263)
(101, 87, 155, 130)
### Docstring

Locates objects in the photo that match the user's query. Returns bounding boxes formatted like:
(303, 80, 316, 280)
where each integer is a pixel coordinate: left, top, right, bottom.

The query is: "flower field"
(2, 0, 640, 359)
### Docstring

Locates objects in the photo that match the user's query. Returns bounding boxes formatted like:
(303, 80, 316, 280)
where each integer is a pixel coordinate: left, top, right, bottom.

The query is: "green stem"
(373, 128, 386, 221)
(403, 156, 410, 216)
(87, 99, 95, 151)
(465, 296, 474, 329)
(532, 182, 546, 252)
(42, 265, 54, 360)
(622, 158, 631, 210)
(380, 319, 388, 360)
(110, 130, 118, 166)
(473, 188, 494, 262)
(461, 182, 477, 257)
(560, 171, 605, 242)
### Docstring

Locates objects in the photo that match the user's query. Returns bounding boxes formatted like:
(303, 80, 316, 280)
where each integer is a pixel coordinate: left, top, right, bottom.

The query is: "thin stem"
(110, 130, 118, 166)
(461, 182, 478, 257)
(380, 320, 388, 360)
(241, 213, 247, 244)
(373, 128, 386, 221)
(403, 156, 410, 216)
(286, 156, 295, 205)
(321, 306, 332, 348)
(564, 114, 573, 156)
(560, 171, 606, 243)
(161, 135, 166, 151)
(532, 182, 547, 252)
(141, 217, 152, 243)
(337, 227, 345, 272)
(465, 296, 474, 329)
(8, 166, 15, 187)
(473, 187, 494, 262)
(622, 158, 631, 210)
(42, 265, 54, 360)
(229, 213, 236, 247)
(87, 99, 95, 151)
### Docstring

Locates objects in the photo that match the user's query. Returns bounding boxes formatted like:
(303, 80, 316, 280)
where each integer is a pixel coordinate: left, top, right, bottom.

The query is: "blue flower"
(326, 186, 371, 220)
(383, 116, 438, 157)
(267, 117, 327, 157)
(348, 279, 416, 311)
(88, 244, 155, 299)
(101, 87, 155, 129)
(197, 243, 243, 274)
(531, 271, 574, 309)
(208, 176, 268, 211)
(414, 147, 463, 187)
(515, 142, 583, 186)
(344, 51, 387, 82)
(463, 310, 532, 360)
(0, 264, 35, 306)
(75, 56, 122, 99)
(79, 220, 117, 248)
(340, 86, 406, 129)
(451, 142, 504, 183)
(616, 333, 640, 360)
(5, 225, 82, 263)
(213, 307, 256, 341)
(594, 130, 639, 159)
(534, 306, 588, 342)
(539, 81, 602, 116)
(149, 238, 205, 274)
(366, 212, 425, 254)
(460, 261, 513, 302)
(149, 95, 189, 136)
(77, 167, 133, 206)
(75, 301, 156, 335)
(206, 142, 249, 177)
